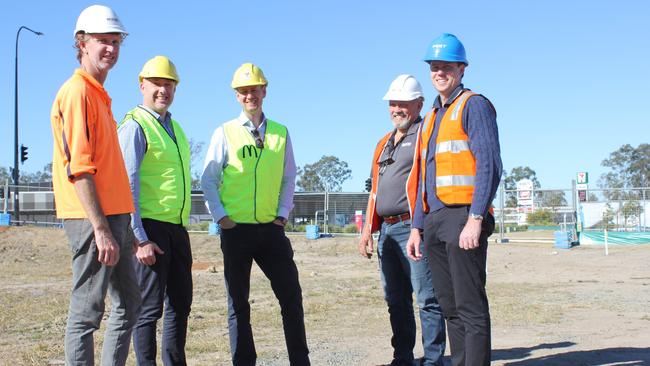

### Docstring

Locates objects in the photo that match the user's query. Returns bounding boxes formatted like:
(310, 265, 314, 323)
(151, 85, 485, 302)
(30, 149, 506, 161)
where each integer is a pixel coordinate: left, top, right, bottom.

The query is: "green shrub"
(343, 224, 360, 233)
(526, 209, 554, 226)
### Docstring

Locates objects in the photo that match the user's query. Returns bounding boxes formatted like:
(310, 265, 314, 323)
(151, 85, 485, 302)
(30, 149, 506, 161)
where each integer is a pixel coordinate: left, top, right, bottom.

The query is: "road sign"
(578, 190, 587, 202)
(516, 179, 534, 206)
(577, 172, 589, 184)
(576, 183, 588, 191)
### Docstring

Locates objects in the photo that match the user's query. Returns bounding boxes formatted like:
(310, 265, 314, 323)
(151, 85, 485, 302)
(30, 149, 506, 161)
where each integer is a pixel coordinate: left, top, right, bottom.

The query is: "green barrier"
(580, 231, 650, 245)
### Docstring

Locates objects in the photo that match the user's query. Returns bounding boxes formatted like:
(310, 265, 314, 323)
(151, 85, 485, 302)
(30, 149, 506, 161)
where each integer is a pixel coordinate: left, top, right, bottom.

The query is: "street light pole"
(13, 26, 43, 224)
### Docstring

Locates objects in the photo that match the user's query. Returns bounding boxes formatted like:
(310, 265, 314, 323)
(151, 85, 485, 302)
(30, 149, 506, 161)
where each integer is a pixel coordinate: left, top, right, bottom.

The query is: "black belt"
(382, 212, 410, 224)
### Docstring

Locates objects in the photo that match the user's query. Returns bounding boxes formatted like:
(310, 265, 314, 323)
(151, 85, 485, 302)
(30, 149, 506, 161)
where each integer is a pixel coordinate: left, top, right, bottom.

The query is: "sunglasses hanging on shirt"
(251, 129, 264, 149)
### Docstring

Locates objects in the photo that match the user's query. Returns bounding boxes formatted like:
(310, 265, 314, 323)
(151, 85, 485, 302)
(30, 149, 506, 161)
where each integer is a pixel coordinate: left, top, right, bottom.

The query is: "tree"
(600, 143, 650, 194)
(20, 163, 52, 184)
(297, 155, 352, 192)
(503, 166, 541, 207)
(526, 209, 554, 225)
(620, 200, 642, 228)
(0, 166, 9, 183)
(540, 190, 567, 211)
(188, 138, 205, 190)
(602, 203, 615, 229)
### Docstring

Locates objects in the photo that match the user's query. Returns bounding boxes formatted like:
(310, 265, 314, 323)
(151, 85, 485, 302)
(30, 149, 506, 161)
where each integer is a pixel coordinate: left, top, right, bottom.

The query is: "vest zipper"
(172, 123, 187, 225)
(253, 146, 263, 223)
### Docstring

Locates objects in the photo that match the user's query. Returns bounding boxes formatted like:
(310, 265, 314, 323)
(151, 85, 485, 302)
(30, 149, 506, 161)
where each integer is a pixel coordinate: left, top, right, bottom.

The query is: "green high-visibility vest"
(220, 119, 286, 223)
(121, 106, 191, 225)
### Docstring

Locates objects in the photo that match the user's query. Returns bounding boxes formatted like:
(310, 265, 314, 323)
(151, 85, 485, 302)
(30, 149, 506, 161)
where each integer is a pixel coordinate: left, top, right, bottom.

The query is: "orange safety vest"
(420, 90, 477, 212)
(364, 125, 421, 233)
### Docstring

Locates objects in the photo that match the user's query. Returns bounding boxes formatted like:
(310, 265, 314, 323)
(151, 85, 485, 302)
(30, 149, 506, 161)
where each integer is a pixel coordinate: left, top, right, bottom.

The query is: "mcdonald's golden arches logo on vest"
(220, 119, 287, 223)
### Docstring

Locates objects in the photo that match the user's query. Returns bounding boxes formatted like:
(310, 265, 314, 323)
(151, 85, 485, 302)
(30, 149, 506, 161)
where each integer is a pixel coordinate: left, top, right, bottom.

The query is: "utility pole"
(13, 25, 43, 224)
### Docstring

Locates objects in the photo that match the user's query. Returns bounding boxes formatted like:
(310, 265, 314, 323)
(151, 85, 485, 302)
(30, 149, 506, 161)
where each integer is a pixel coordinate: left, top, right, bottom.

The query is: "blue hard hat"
(423, 33, 468, 65)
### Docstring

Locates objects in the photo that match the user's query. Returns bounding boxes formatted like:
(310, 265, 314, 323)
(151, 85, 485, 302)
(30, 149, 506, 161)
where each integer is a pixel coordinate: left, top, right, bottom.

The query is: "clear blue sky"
(1, 0, 648, 191)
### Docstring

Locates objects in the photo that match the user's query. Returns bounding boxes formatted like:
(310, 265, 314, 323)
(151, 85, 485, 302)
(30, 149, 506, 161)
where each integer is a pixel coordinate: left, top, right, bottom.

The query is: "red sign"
(578, 190, 587, 202)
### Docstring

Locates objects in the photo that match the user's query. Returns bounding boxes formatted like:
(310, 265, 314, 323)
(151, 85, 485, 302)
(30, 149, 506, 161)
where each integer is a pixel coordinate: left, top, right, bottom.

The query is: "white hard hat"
(74, 5, 128, 36)
(382, 74, 424, 101)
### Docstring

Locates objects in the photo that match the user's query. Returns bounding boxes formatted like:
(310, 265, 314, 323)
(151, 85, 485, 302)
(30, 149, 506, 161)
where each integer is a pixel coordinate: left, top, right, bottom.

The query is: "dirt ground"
(1, 226, 649, 365)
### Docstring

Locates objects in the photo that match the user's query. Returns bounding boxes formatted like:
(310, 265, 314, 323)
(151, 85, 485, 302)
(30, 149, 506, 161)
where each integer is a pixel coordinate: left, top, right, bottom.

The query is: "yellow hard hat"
(231, 63, 267, 89)
(139, 55, 180, 84)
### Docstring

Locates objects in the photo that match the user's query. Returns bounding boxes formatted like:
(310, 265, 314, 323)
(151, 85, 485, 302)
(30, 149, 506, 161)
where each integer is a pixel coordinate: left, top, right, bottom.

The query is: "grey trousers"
(63, 214, 142, 366)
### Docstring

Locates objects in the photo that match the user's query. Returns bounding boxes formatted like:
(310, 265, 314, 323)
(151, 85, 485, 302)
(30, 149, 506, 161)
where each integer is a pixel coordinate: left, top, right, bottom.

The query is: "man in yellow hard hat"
(201, 63, 310, 365)
(50, 5, 140, 365)
(118, 55, 193, 365)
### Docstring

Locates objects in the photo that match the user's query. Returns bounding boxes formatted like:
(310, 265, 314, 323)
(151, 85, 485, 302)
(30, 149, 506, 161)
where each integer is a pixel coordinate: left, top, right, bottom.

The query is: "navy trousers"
(132, 218, 193, 366)
(220, 223, 310, 366)
(423, 206, 494, 366)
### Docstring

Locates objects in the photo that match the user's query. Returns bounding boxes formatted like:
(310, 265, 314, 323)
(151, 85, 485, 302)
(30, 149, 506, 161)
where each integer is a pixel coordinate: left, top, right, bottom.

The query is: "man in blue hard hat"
(407, 33, 502, 366)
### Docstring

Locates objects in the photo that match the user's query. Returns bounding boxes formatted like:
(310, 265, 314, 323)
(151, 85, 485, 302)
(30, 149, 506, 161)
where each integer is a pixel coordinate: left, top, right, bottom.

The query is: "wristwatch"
(276, 216, 288, 225)
(469, 213, 484, 221)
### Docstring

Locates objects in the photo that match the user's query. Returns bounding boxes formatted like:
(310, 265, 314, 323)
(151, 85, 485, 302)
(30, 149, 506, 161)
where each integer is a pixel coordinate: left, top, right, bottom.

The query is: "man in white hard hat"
(50, 5, 141, 366)
(118, 56, 192, 365)
(359, 75, 445, 366)
(201, 63, 309, 365)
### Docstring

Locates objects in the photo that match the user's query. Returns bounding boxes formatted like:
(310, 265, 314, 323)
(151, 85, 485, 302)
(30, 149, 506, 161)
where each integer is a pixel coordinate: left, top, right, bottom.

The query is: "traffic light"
(365, 177, 372, 192)
(20, 144, 28, 164)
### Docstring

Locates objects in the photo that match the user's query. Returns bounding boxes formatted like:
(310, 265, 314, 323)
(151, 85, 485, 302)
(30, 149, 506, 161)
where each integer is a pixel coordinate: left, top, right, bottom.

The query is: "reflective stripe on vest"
(420, 90, 477, 209)
(120, 106, 192, 225)
(220, 119, 286, 223)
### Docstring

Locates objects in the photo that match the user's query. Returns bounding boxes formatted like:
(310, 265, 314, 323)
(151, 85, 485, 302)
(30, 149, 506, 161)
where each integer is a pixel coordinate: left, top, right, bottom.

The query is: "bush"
(526, 209, 555, 226)
(343, 224, 360, 233)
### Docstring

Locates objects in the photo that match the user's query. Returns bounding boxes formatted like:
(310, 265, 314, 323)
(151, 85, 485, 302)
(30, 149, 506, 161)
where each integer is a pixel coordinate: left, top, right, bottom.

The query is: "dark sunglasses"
(251, 129, 264, 149)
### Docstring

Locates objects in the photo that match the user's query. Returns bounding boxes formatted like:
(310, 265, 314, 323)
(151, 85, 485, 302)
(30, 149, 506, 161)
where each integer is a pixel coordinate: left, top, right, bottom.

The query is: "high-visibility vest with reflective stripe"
(364, 124, 421, 233)
(220, 119, 286, 223)
(420, 90, 477, 210)
(121, 107, 191, 225)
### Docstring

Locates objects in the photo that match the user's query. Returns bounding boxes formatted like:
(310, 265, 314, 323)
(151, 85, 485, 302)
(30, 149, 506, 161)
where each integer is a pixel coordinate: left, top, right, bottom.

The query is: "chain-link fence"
(2, 181, 648, 237)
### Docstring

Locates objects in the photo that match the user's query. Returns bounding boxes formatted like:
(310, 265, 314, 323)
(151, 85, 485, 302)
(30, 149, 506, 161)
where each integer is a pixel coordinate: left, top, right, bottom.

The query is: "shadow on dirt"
(493, 342, 650, 365)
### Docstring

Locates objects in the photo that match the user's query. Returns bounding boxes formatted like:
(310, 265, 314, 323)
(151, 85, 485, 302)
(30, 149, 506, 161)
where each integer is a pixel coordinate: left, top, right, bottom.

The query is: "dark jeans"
(132, 219, 193, 366)
(220, 223, 310, 366)
(378, 219, 445, 366)
(423, 206, 494, 366)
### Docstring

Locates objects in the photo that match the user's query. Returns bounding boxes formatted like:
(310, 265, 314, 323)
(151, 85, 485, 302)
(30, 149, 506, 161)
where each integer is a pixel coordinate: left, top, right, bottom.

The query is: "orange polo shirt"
(50, 69, 134, 218)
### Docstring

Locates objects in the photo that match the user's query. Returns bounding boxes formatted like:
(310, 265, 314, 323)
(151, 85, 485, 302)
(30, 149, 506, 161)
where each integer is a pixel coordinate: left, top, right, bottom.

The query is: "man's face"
(235, 85, 266, 115)
(80, 33, 123, 72)
(140, 77, 176, 115)
(388, 99, 422, 130)
(429, 61, 465, 97)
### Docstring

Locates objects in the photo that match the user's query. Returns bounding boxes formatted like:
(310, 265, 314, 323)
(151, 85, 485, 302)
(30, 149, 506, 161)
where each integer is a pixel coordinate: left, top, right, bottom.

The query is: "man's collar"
(432, 84, 465, 109)
(138, 104, 171, 123)
(237, 111, 266, 128)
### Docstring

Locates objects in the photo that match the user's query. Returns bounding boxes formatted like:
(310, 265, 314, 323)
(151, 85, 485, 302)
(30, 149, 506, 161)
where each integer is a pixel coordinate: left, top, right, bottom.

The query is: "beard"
(391, 115, 411, 130)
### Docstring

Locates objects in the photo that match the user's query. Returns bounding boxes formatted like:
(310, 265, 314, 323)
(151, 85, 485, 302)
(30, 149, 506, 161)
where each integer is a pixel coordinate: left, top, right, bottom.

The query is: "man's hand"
(94, 227, 120, 266)
(459, 217, 482, 250)
(272, 216, 287, 227)
(136, 241, 165, 266)
(406, 228, 423, 261)
(218, 216, 237, 229)
(358, 228, 374, 259)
